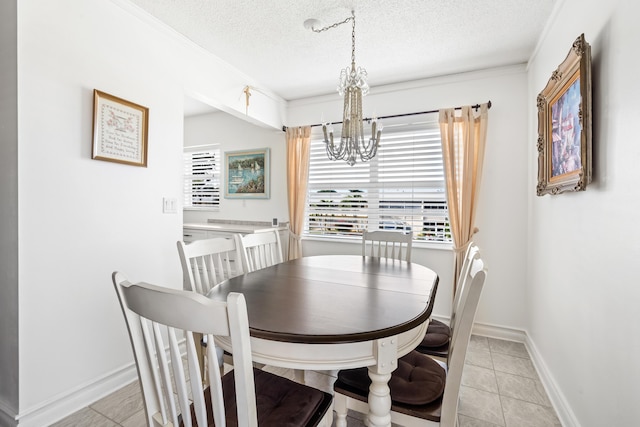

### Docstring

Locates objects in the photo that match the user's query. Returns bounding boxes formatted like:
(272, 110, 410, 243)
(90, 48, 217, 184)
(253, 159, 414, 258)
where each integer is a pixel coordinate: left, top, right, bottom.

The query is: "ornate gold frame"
(536, 34, 592, 196)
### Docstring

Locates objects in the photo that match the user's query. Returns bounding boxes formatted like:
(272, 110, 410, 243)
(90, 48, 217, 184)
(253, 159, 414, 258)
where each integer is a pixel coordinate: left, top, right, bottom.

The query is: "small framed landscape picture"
(92, 89, 149, 167)
(224, 148, 270, 199)
(536, 34, 592, 196)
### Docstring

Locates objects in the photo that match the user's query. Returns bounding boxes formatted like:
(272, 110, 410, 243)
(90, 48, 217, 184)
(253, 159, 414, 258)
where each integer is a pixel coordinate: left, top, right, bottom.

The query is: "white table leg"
(367, 369, 392, 427)
(367, 336, 398, 427)
(293, 369, 305, 383)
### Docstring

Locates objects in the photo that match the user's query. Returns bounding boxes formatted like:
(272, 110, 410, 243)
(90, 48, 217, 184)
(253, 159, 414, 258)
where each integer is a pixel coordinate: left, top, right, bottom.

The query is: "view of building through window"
(305, 117, 451, 242)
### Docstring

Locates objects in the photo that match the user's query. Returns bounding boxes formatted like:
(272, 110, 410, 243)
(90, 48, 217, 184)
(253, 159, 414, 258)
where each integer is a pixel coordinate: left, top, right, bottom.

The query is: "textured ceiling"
(130, 0, 555, 104)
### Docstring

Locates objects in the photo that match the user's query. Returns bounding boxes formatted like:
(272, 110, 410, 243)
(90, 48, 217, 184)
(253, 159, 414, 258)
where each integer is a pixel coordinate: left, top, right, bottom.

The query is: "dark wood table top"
(207, 255, 439, 344)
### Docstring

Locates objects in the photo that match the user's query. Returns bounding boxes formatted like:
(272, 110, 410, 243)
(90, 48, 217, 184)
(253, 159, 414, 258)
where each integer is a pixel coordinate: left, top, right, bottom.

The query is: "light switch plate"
(163, 197, 177, 214)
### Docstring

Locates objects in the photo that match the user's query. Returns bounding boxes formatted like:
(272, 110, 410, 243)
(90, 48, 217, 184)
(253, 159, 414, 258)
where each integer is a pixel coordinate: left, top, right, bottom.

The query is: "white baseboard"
(16, 340, 189, 426)
(467, 320, 579, 427)
(471, 321, 527, 343)
(16, 363, 138, 427)
(431, 315, 527, 342)
(524, 335, 580, 427)
(0, 400, 18, 427)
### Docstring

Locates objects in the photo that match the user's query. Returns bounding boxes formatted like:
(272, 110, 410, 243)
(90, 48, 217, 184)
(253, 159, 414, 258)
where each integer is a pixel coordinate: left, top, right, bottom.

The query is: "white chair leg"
(320, 400, 335, 427)
(334, 393, 348, 427)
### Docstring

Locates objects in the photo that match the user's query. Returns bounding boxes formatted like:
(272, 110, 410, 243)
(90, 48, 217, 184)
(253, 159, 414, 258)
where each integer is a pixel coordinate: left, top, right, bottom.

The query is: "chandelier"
(308, 11, 382, 166)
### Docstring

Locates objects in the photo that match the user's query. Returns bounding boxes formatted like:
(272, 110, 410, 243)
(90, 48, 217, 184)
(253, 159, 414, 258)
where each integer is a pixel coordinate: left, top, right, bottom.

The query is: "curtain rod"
(281, 100, 491, 132)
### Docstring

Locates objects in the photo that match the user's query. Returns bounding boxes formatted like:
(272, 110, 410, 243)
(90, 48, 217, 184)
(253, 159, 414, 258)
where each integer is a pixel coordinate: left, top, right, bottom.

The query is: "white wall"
(288, 67, 530, 329)
(527, 0, 640, 425)
(14, 0, 285, 424)
(18, 0, 183, 419)
(0, 1, 19, 425)
(183, 112, 289, 224)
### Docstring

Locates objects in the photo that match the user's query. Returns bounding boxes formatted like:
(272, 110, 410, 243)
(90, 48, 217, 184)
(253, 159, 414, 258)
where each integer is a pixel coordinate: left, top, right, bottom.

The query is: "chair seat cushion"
(336, 351, 446, 405)
(420, 319, 451, 348)
(187, 368, 332, 426)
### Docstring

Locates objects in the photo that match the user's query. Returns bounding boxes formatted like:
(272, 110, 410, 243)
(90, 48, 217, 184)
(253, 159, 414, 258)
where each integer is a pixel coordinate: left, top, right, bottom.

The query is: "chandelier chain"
(351, 11, 356, 64)
(311, 13, 353, 33)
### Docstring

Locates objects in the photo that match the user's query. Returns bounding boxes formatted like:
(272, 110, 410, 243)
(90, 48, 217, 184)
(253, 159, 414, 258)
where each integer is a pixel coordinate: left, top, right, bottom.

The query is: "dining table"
(207, 254, 439, 427)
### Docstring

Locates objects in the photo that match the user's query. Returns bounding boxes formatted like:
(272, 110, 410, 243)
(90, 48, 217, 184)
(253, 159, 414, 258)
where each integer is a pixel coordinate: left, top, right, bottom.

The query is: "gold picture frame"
(92, 89, 149, 167)
(536, 34, 592, 196)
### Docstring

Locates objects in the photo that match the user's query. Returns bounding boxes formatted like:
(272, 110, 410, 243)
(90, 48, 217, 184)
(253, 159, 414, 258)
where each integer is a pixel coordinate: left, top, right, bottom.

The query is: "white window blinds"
(183, 145, 221, 210)
(305, 116, 451, 242)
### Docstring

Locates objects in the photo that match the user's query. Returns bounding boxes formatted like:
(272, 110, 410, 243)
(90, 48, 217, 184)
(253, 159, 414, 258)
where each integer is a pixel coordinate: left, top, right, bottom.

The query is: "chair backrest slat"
(362, 230, 413, 262)
(205, 332, 226, 427)
(139, 318, 170, 425)
(169, 328, 195, 427)
(183, 331, 207, 427)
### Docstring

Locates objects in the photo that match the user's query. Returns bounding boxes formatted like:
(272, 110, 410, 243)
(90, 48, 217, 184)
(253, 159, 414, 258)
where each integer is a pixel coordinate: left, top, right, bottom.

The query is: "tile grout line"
(496, 392, 508, 427)
(487, 339, 508, 427)
(490, 340, 511, 427)
(88, 405, 123, 426)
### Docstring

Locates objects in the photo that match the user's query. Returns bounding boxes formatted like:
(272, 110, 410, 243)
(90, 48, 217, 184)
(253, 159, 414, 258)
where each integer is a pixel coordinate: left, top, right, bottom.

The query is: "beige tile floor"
(51, 336, 561, 427)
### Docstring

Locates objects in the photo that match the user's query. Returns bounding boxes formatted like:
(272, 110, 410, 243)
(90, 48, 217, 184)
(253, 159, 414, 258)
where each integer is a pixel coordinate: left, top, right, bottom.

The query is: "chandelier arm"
(359, 134, 379, 162)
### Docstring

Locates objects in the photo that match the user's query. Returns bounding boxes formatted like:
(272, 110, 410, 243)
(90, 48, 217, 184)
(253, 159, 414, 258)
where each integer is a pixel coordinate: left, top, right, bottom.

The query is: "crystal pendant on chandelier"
(338, 65, 368, 97)
(320, 10, 382, 166)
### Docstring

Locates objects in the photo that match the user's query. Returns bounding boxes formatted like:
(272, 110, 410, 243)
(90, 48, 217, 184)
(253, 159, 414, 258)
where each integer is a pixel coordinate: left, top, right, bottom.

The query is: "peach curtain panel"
(439, 104, 489, 296)
(285, 126, 312, 260)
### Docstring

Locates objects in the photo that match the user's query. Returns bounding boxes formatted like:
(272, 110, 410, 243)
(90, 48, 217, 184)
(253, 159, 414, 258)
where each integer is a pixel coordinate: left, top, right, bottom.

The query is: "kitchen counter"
(183, 219, 290, 259)
(183, 220, 288, 234)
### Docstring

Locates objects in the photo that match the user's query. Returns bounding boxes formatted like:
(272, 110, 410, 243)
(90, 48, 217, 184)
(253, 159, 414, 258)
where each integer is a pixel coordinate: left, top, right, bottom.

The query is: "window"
(183, 145, 221, 210)
(305, 116, 451, 243)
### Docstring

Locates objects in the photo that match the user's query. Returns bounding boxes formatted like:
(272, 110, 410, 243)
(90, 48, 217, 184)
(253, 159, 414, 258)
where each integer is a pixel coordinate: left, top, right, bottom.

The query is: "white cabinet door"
(182, 228, 208, 243)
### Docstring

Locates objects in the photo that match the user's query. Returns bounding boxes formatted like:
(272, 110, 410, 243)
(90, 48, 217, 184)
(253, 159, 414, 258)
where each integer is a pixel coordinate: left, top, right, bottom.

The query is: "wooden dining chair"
(333, 256, 488, 427)
(177, 236, 244, 374)
(112, 272, 334, 427)
(416, 243, 480, 361)
(238, 229, 283, 273)
(177, 236, 243, 295)
(362, 230, 413, 262)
